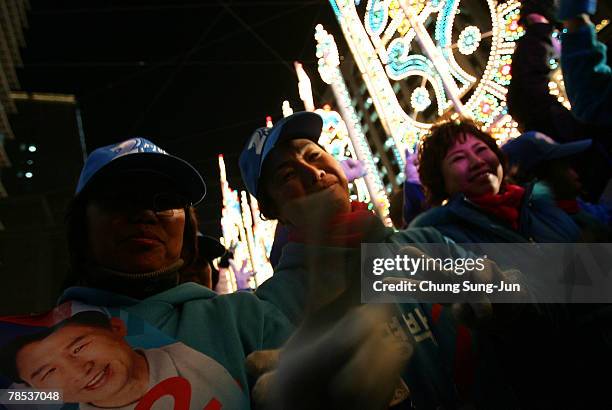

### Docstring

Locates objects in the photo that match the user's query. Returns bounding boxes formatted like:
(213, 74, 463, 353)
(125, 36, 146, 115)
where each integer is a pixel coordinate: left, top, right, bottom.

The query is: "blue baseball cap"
(239, 111, 323, 197)
(502, 131, 592, 174)
(76, 137, 206, 205)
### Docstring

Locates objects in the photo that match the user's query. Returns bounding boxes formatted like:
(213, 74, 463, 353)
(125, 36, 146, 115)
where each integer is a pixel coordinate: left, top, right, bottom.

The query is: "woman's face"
(85, 178, 187, 273)
(441, 133, 503, 199)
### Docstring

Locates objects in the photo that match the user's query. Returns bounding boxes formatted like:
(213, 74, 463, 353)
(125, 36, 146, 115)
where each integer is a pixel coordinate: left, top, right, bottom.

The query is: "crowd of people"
(0, 0, 611, 408)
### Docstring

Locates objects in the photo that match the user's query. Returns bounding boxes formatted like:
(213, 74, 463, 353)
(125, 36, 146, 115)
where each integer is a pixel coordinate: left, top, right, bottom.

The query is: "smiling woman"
(411, 118, 580, 246)
(441, 133, 504, 199)
(418, 119, 506, 206)
(409, 120, 589, 408)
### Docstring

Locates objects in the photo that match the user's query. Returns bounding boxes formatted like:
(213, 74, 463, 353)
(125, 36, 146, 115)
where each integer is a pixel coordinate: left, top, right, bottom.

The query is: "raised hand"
(339, 158, 366, 182)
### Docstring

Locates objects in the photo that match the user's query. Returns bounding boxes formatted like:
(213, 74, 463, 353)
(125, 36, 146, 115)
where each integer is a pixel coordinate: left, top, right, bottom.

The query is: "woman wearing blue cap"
(65, 138, 203, 296)
(52, 137, 334, 409)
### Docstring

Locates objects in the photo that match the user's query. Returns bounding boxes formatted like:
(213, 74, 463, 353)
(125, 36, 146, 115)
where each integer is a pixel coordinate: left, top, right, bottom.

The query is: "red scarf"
(288, 201, 378, 248)
(469, 184, 526, 230)
(556, 199, 580, 214)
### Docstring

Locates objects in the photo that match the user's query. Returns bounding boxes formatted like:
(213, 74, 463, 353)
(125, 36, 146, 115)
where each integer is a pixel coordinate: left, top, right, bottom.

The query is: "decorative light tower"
(218, 147, 277, 291)
(314, 25, 391, 220)
(328, 0, 526, 148)
(217, 154, 242, 293)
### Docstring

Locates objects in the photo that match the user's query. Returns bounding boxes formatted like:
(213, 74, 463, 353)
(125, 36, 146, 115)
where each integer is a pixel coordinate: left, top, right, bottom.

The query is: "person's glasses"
(92, 192, 190, 217)
(152, 192, 190, 217)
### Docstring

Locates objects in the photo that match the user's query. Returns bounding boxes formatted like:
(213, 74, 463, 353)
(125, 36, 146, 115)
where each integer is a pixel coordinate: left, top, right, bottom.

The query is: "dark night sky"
(17, 0, 342, 236)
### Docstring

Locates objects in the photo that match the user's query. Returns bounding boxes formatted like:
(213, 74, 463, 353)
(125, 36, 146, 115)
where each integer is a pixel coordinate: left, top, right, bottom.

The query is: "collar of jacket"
(445, 183, 537, 242)
(59, 281, 217, 308)
(78, 259, 185, 300)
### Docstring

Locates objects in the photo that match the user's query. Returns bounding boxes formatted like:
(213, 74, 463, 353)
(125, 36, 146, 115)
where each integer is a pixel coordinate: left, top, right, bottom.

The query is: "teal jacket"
(59, 282, 298, 402)
(561, 23, 612, 126)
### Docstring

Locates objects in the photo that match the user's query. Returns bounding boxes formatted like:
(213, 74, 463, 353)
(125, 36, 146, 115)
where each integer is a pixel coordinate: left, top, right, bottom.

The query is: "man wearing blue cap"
(503, 131, 611, 240)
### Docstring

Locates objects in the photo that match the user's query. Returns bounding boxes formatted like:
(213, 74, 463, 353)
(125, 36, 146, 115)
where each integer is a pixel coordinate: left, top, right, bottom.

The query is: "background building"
(0, 0, 29, 199)
(0, 92, 83, 314)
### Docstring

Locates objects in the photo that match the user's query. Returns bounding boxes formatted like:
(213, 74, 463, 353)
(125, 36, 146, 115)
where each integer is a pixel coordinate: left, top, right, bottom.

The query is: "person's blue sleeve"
(403, 181, 427, 225)
(561, 24, 612, 126)
(578, 198, 612, 226)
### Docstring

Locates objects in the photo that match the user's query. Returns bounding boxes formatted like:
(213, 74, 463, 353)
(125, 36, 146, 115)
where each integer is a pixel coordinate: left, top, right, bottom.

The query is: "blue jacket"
(410, 183, 580, 245)
(561, 23, 612, 126)
(409, 183, 581, 277)
(578, 198, 612, 227)
(403, 181, 428, 225)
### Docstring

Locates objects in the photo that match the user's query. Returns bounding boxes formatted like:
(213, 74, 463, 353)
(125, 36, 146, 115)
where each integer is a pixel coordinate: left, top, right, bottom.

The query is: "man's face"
(16, 318, 146, 406)
(441, 133, 504, 199)
(262, 138, 350, 227)
(85, 176, 186, 273)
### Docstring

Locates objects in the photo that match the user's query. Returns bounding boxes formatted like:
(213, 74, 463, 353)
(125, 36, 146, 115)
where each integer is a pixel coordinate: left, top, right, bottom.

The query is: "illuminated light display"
(488, 113, 520, 144)
(242, 190, 276, 286)
(315, 24, 391, 222)
(217, 154, 277, 292)
(217, 154, 242, 293)
(548, 69, 572, 111)
(458, 26, 482, 55)
(295, 56, 378, 210)
(473, 92, 501, 123)
(315, 105, 373, 206)
(410, 86, 432, 112)
(595, 19, 609, 32)
(329, 0, 525, 148)
(295, 61, 316, 112)
(217, 0, 583, 290)
(282, 100, 294, 117)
